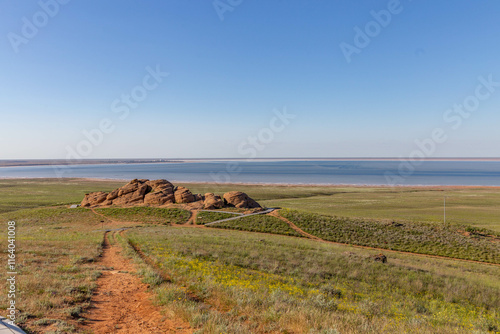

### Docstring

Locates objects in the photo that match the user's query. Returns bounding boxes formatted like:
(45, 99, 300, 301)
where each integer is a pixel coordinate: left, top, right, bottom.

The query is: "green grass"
(195, 211, 238, 224)
(280, 209, 500, 264)
(1, 179, 500, 333)
(0, 207, 105, 333)
(180, 183, 500, 232)
(261, 187, 500, 232)
(3, 179, 500, 231)
(180, 183, 348, 201)
(125, 226, 500, 333)
(95, 207, 190, 224)
(0, 178, 124, 214)
(208, 214, 304, 237)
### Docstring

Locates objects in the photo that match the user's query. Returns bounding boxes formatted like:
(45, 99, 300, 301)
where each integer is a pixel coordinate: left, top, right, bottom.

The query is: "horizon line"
(2, 157, 500, 162)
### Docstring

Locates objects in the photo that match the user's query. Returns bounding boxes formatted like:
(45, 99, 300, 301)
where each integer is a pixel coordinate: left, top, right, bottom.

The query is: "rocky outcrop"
(174, 187, 195, 203)
(193, 194, 204, 202)
(223, 191, 261, 209)
(106, 189, 120, 201)
(80, 179, 261, 209)
(146, 179, 174, 192)
(81, 179, 154, 207)
(373, 254, 387, 263)
(81, 191, 108, 207)
(114, 182, 149, 206)
(144, 179, 175, 205)
(144, 191, 174, 205)
(203, 193, 224, 209)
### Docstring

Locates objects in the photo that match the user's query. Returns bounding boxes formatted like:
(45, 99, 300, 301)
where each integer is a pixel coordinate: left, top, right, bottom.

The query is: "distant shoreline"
(1, 157, 500, 168)
(1, 177, 499, 189)
(0, 159, 182, 168)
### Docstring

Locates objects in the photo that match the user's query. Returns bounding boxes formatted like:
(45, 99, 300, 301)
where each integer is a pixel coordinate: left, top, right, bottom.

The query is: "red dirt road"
(82, 232, 192, 333)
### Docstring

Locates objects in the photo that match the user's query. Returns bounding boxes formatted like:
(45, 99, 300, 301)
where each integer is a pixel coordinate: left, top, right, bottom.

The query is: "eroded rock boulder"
(143, 179, 175, 205)
(174, 186, 195, 203)
(80, 179, 262, 209)
(193, 194, 204, 202)
(117, 179, 150, 197)
(146, 179, 174, 192)
(203, 193, 224, 209)
(81, 191, 108, 207)
(106, 189, 120, 201)
(144, 190, 175, 205)
(223, 191, 261, 209)
(113, 183, 149, 205)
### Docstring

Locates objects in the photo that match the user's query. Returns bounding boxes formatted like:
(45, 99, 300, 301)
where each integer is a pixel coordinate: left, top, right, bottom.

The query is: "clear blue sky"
(1, 0, 499, 159)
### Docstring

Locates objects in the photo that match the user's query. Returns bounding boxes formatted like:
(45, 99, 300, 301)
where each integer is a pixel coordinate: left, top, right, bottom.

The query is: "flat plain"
(0, 178, 499, 333)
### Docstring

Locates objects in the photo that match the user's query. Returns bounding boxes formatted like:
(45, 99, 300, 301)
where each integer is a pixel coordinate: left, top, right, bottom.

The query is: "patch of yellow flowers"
(150, 245, 315, 297)
(144, 243, 499, 332)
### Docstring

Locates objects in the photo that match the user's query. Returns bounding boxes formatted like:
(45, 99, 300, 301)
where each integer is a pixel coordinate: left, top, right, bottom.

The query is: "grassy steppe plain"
(2, 179, 500, 231)
(182, 183, 500, 232)
(0, 178, 499, 333)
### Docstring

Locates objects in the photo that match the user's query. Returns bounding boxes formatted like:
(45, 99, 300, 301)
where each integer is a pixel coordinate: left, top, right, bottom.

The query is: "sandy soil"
(81, 232, 192, 334)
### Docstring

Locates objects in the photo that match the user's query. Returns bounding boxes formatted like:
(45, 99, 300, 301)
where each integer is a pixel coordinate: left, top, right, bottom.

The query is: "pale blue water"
(1, 160, 500, 186)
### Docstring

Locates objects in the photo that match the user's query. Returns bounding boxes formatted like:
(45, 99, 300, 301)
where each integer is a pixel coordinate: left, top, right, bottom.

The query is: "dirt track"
(82, 232, 192, 333)
(93, 206, 500, 268)
(81, 206, 500, 332)
(270, 210, 500, 267)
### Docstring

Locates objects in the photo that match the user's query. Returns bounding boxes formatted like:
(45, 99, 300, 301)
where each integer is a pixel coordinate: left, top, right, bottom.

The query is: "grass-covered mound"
(195, 211, 238, 224)
(127, 226, 500, 333)
(280, 209, 500, 263)
(209, 213, 304, 237)
(95, 207, 190, 224)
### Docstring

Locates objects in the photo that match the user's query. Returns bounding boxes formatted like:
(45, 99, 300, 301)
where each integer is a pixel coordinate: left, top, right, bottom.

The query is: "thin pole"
(444, 196, 446, 224)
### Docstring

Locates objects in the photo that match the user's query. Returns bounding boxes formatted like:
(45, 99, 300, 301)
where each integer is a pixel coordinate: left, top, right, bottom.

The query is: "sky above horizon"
(1, 0, 500, 159)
